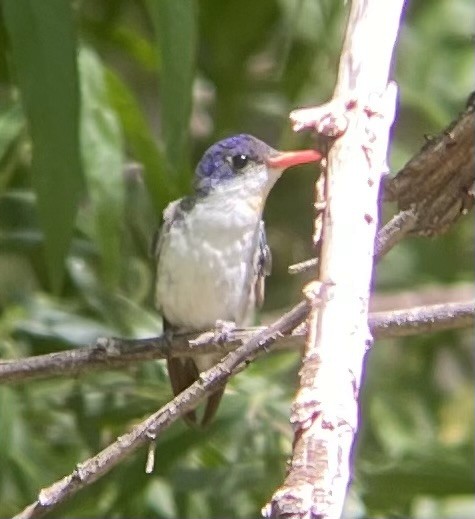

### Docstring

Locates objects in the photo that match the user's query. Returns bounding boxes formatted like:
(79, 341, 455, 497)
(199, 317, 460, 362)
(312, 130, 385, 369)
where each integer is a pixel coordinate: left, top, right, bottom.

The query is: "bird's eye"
(231, 154, 249, 170)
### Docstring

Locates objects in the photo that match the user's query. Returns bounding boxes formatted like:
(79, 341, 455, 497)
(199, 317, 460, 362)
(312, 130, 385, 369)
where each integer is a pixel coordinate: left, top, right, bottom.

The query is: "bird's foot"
(163, 327, 174, 342)
(213, 320, 236, 344)
(162, 327, 175, 355)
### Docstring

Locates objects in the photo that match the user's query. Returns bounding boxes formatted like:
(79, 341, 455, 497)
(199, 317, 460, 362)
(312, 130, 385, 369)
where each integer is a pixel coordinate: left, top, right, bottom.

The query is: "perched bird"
(153, 134, 320, 426)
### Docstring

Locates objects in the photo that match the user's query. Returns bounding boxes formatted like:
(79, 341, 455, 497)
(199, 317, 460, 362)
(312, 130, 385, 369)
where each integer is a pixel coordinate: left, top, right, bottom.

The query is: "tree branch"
(10, 296, 474, 519)
(370, 300, 474, 338)
(385, 92, 475, 235)
(373, 208, 416, 260)
(288, 91, 475, 276)
(1, 299, 472, 385)
(266, 2, 406, 518)
(12, 300, 310, 519)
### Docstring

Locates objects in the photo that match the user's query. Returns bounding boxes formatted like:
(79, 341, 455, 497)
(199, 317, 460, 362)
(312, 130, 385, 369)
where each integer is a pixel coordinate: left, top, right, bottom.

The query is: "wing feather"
(150, 199, 182, 260)
(254, 220, 272, 309)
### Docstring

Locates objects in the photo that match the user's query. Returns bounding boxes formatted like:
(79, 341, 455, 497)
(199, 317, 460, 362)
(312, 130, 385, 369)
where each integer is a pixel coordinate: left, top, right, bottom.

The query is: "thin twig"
(288, 257, 318, 274)
(289, 207, 417, 274)
(373, 208, 417, 260)
(2, 300, 473, 385)
(370, 300, 474, 338)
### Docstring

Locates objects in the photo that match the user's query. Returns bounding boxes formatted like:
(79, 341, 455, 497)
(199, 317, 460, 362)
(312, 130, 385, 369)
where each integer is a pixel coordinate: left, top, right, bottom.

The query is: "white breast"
(156, 193, 262, 331)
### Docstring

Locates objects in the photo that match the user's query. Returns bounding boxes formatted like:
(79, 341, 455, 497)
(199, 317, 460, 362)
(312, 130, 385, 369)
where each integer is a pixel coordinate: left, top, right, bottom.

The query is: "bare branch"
(267, 2, 406, 518)
(370, 300, 474, 338)
(288, 92, 475, 276)
(12, 300, 310, 519)
(373, 208, 416, 260)
(2, 299, 473, 386)
(0, 335, 171, 384)
(288, 257, 318, 275)
(385, 93, 475, 235)
(11, 297, 474, 519)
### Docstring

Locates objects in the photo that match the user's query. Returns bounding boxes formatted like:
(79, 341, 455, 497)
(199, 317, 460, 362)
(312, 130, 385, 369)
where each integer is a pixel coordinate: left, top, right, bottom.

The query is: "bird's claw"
(213, 320, 236, 344)
(163, 328, 175, 351)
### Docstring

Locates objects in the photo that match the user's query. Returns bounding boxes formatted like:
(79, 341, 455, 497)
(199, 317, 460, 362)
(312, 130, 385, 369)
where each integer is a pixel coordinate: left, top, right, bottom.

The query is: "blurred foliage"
(0, 0, 473, 517)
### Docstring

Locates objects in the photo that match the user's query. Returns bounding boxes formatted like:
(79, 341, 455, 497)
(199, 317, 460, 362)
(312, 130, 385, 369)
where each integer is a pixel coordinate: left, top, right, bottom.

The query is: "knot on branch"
(386, 93, 475, 236)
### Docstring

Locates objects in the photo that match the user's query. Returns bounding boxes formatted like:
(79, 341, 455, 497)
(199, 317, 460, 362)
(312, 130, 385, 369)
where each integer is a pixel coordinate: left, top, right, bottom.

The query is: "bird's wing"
(151, 196, 198, 260)
(150, 199, 182, 261)
(153, 197, 223, 427)
(254, 220, 272, 309)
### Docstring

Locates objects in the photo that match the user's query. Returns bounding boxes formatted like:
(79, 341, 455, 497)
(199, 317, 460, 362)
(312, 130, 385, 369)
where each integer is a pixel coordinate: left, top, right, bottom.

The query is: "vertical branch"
(266, 1, 405, 518)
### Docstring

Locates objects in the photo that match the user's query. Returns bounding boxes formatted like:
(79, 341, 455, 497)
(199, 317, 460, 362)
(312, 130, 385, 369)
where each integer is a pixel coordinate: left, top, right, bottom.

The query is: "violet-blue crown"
(194, 134, 274, 195)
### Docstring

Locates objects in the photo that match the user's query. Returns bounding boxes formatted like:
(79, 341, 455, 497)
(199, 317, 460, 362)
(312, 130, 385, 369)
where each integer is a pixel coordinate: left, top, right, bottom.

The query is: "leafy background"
(0, 0, 473, 517)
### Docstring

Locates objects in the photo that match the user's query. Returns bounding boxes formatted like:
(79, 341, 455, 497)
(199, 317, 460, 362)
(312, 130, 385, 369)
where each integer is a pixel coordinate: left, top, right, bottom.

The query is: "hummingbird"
(153, 134, 320, 426)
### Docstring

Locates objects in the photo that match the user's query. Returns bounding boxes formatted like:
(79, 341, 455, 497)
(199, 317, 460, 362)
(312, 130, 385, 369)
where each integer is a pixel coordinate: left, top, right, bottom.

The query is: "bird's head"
(194, 134, 321, 199)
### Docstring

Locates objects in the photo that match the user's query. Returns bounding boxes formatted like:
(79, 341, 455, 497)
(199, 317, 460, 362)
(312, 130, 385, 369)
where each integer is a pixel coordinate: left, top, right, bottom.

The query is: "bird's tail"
(167, 356, 225, 427)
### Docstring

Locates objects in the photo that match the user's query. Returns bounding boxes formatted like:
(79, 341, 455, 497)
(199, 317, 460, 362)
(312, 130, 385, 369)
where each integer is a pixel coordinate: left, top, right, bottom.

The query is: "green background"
(0, 1, 473, 517)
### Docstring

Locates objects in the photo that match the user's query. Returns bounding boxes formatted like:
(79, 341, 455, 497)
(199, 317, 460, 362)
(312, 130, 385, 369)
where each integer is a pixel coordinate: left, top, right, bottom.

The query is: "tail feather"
(201, 386, 225, 427)
(167, 357, 224, 426)
(167, 357, 198, 425)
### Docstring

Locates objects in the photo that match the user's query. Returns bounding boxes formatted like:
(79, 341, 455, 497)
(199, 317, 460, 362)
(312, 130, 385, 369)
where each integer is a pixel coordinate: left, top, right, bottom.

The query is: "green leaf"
(360, 449, 475, 513)
(105, 68, 177, 213)
(16, 295, 115, 345)
(146, 0, 196, 179)
(105, 24, 161, 73)
(0, 101, 25, 193)
(79, 47, 124, 288)
(2, 0, 84, 292)
(0, 387, 16, 475)
(0, 101, 23, 165)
